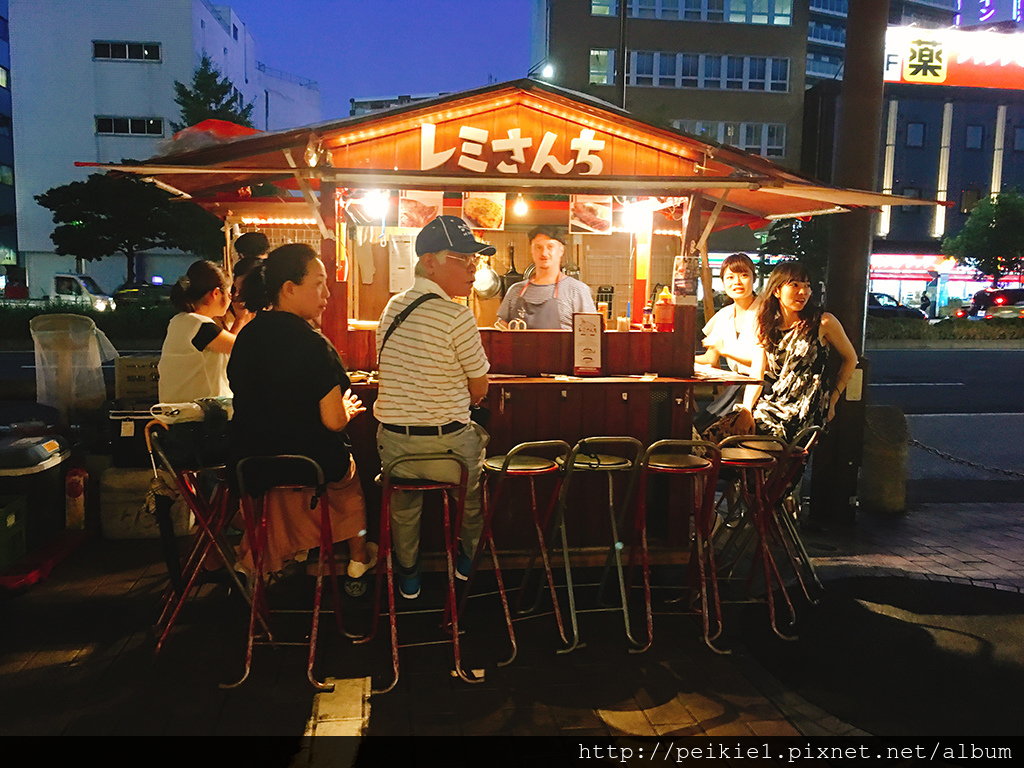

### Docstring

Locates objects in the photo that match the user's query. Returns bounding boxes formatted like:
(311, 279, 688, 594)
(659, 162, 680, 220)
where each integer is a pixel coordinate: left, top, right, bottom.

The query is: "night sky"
(225, 0, 533, 120)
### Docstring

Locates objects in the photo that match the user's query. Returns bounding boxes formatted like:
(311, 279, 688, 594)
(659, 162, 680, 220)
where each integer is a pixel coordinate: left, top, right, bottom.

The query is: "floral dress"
(753, 319, 833, 443)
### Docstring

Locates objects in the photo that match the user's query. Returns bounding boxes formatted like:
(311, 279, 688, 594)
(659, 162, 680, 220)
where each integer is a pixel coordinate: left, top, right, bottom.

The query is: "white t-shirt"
(701, 301, 758, 375)
(158, 312, 231, 402)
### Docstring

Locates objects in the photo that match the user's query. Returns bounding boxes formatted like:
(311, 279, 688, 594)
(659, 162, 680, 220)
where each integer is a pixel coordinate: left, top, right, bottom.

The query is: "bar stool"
(743, 426, 824, 605)
(222, 455, 349, 691)
(716, 434, 797, 641)
(631, 439, 723, 653)
(357, 453, 497, 695)
(458, 440, 571, 663)
(146, 424, 259, 656)
(547, 436, 645, 654)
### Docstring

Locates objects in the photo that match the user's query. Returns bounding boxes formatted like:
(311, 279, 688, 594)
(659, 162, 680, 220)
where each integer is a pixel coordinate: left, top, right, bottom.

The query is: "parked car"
(867, 292, 926, 319)
(112, 281, 173, 309)
(963, 287, 1024, 317)
(0, 273, 116, 311)
(983, 301, 1024, 320)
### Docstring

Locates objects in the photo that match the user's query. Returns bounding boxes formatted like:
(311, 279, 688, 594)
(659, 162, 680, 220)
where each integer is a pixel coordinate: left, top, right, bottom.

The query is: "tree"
(942, 191, 1024, 286)
(35, 174, 224, 285)
(171, 54, 254, 132)
(756, 217, 829, 286)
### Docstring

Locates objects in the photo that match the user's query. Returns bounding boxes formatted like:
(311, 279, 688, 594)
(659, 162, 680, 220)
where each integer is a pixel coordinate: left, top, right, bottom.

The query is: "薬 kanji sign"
(885, 26, 1024, 90)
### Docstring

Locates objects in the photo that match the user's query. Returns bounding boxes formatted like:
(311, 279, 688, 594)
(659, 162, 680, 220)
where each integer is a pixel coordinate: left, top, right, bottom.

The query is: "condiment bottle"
(653, 286, 675, 332)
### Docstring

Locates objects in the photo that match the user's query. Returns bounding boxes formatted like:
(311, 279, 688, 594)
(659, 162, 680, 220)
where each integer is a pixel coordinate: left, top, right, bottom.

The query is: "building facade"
(532, 0, 810, 253)
(8, 0, 321, 297)
(804, 24, 1024, 308)
(0, 0, 14, 275)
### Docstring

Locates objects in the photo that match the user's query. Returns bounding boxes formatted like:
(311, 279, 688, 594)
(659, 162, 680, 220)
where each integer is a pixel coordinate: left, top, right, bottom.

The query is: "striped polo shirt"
(373, 277, 490, 426)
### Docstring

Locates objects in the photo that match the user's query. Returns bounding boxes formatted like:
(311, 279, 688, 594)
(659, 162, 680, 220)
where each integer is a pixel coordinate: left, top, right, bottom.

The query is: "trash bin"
(860, 405, 909, 514)
(29, 314, 118, 424)
(0, 435, 71, 551)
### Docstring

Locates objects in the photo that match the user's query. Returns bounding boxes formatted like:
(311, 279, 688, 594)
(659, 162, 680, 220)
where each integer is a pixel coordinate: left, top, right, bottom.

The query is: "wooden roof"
(80, 78, 935, 229)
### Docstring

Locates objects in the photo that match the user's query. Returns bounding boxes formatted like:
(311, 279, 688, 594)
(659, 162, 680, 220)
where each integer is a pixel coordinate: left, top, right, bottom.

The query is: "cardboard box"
(115, 355, 160, 402)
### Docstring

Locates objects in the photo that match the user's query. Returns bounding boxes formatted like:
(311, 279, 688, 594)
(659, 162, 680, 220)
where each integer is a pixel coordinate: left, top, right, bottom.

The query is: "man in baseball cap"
(373, 215, 492, 598)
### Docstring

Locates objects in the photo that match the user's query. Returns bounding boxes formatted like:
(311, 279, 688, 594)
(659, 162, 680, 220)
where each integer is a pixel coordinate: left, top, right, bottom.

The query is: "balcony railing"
(809, 0, 848, 17)
(808, 24, 846, 47)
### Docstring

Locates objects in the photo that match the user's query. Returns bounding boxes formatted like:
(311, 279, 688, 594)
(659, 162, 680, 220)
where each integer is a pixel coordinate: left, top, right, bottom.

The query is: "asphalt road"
(865, 349, 1024, 414)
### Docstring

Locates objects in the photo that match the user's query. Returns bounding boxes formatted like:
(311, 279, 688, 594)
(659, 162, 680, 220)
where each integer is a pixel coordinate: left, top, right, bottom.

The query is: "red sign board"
(885, 26, 1024, 90)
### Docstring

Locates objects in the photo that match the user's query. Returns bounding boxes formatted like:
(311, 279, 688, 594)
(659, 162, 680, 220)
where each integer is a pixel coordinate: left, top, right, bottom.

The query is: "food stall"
(85, 79, 933, 547)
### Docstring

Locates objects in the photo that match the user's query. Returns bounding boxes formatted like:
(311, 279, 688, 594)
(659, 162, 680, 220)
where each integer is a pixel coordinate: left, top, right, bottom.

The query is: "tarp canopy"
(78, 78, 937, 231)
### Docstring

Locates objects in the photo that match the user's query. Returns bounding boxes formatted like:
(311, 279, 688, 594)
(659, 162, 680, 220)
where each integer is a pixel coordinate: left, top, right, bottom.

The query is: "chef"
(496, 226, 595, 330)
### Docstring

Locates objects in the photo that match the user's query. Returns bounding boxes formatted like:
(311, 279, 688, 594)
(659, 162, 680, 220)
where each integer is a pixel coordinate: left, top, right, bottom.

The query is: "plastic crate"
(0, 495, 27, 571)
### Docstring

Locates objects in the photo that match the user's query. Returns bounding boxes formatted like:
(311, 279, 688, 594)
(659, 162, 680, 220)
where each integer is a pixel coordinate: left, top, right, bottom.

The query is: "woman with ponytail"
(228, 244, 375, 580)
(158, 260, 238, 403)
(741, 261, 858, 442)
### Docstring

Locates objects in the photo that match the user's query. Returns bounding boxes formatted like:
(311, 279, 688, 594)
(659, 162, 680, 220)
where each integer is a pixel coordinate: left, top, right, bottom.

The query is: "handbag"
(700, 407, 755, 444)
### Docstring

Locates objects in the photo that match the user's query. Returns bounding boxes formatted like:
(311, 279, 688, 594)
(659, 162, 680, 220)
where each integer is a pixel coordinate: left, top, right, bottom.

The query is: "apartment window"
(960, 188, 981, 214)
(631, 52, 655, 85)
(0, 115, 10, 138)
(232, 24, 239, 40)
(679, 54, 699, 87)
(93, 41, 161, 61)
(589, 49, 615, 85)
(630, 51, 788, 91)
(901, 187, 921, 213)
(0, 165, 13, 186)
(637, 0, 657, 17)
(95, 116, 164, 136)
(965, 125, 983, 150)
(1014, 127, 1024, 151)
(685, 0, 726, 21)
(0, 16, 8, 42)
(0, 66, 8, 90)
(906, 122, 925, 147)
(673, 120, 785, 157)
(595, 0, 788, 23)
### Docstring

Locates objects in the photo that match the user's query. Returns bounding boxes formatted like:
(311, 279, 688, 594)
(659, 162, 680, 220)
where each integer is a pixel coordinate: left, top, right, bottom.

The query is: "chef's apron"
(515, 277, 563, 330)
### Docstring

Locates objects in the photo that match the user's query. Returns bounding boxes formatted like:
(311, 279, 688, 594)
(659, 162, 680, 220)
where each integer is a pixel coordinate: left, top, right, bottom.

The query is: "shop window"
(965, 125, 983, 150)
(906, 122, 925, 147)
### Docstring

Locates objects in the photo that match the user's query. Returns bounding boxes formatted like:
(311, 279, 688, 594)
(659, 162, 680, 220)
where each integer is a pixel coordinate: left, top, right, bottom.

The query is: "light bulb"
(513, 194, 528, 216)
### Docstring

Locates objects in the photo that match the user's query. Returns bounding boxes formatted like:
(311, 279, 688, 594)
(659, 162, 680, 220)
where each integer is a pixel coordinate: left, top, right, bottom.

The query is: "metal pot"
(473, 256, 502, 300)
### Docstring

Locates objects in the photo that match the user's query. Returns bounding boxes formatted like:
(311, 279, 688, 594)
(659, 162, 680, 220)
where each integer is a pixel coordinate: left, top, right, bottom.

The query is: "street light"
(528, 59, 555, 80)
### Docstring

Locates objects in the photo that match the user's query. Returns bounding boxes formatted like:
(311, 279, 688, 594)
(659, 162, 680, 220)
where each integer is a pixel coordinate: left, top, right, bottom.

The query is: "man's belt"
(381, 421, 465, 436)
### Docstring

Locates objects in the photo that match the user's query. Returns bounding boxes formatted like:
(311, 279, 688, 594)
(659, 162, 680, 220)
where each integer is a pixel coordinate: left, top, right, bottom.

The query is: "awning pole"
(696, 192, 728, 325)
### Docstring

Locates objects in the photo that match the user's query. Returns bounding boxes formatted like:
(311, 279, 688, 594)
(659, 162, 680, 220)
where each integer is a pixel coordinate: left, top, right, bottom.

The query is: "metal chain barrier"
(864, 416, 1024, 480)
(907, 438, 1024, 480)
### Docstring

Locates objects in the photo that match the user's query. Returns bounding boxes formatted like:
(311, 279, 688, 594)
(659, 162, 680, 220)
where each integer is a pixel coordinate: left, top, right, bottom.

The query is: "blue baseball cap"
(415, 215, 497, 257)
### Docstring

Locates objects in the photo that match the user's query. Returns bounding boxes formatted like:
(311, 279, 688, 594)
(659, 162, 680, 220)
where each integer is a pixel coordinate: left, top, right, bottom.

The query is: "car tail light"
(995, 296, 1005, 304)
(985, 313, 994, 319)
(955, 309, 966, 317)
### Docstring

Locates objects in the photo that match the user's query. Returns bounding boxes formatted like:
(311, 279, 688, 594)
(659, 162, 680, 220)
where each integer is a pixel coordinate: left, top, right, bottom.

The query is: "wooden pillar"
(319, 181, 350, 360)
(664, 193, 701, 378)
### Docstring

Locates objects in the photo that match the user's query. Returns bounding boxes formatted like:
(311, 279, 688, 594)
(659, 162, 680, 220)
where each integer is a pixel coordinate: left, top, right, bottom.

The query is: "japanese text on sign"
(420, 123, 606, 175)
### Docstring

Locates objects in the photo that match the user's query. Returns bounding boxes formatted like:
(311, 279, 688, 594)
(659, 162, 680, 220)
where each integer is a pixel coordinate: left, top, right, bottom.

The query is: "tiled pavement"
(1, 500, 1022, 756)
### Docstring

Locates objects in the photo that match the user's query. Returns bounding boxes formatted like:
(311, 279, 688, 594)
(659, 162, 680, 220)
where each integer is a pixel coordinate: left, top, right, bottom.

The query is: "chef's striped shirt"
(373, 277, 489, 426)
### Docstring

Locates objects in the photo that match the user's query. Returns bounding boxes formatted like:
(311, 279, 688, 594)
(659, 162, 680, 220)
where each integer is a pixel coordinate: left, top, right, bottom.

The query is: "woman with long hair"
(158, 260, 238, 403)
(228, 243, 375, 580)
(741, 261, 858, 442)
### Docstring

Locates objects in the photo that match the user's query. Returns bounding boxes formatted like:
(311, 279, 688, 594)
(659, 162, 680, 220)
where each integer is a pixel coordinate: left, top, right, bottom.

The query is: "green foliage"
(172, 55, 254, 132)
(941, 191, 1024, 285)
(866, 317, 1024, 340)
(0, 303, 176, 341)
(35, 174, 224, 284)
(756, 218, 829, 285)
